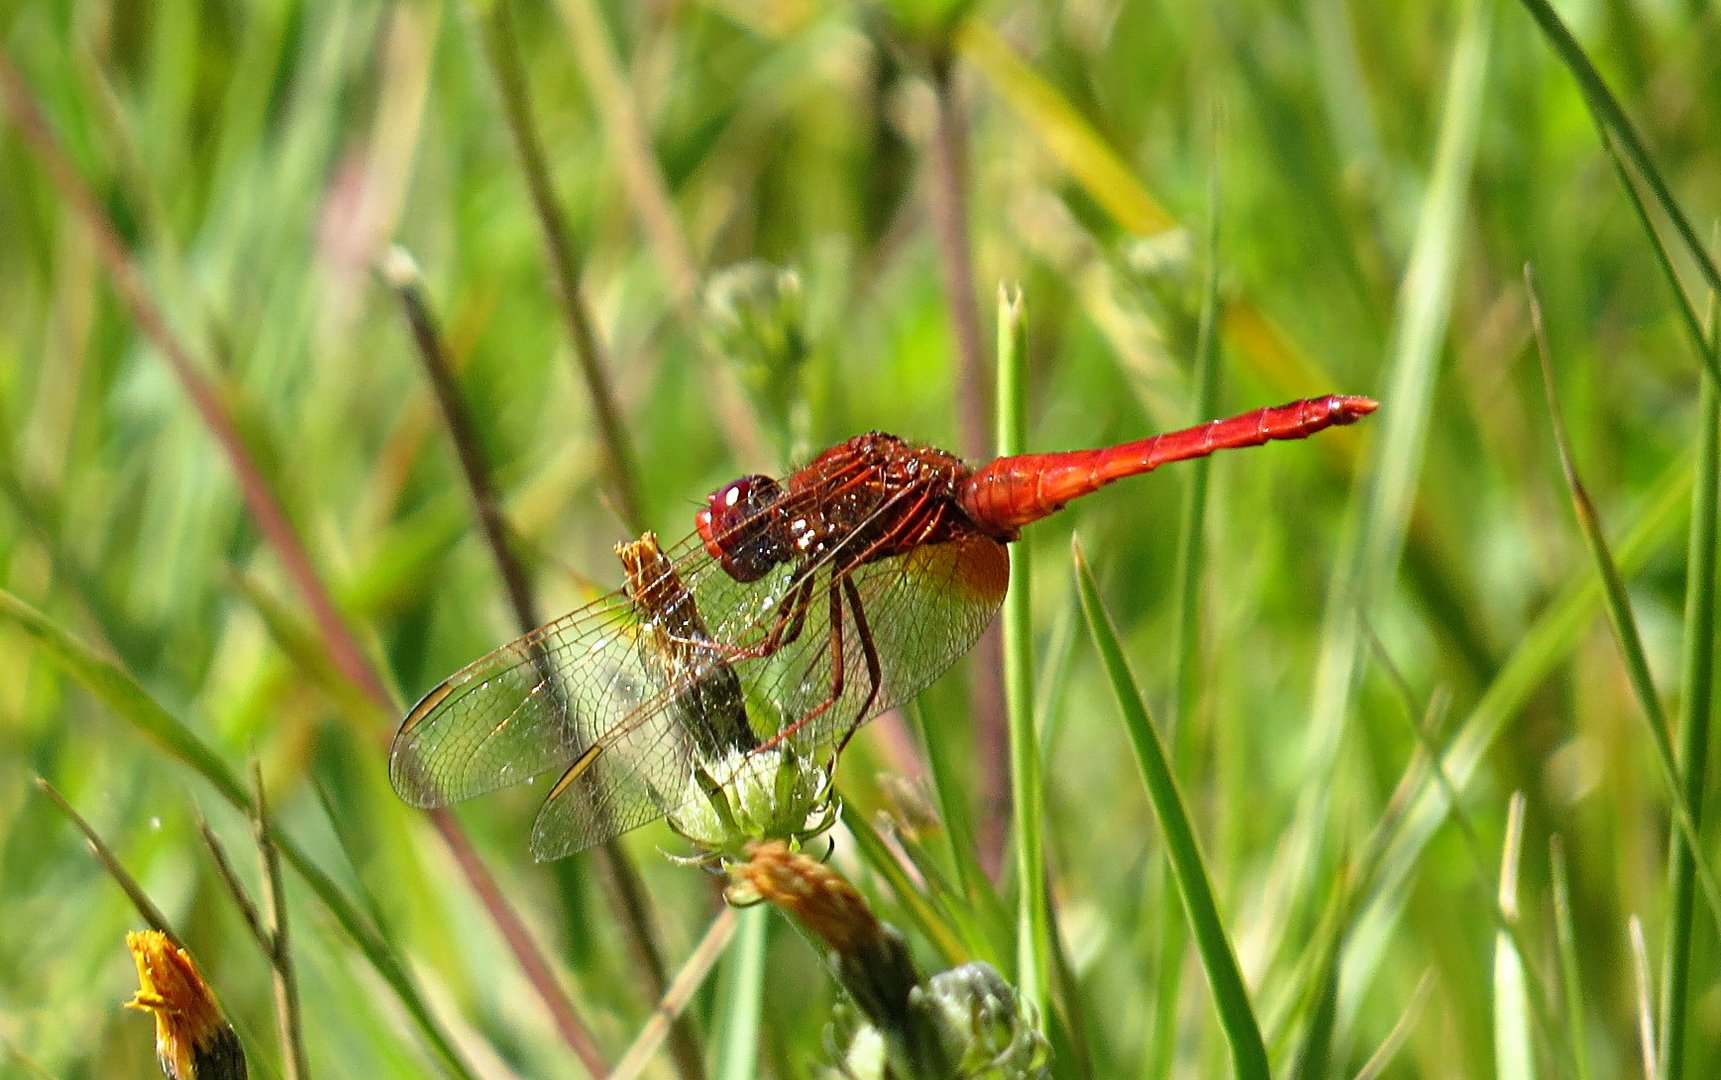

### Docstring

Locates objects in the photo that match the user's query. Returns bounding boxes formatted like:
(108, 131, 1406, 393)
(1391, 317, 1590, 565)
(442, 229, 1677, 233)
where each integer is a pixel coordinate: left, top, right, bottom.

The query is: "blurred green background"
(2, 0, 1718, 1076)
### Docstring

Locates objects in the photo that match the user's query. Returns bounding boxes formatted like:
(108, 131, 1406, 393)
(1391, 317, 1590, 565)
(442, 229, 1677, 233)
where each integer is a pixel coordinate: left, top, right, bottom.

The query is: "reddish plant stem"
(0, 52, 598, 1076)
(925, 52, 1010, 877)
(395, 270, 704, 1080)
(479, 0, 645, 535)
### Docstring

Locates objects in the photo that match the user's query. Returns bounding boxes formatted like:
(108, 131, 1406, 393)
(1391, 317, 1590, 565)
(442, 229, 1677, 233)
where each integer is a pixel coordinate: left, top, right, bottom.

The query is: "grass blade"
(1528, 270, 1721, 942)
(1550, 837, 1595, 1080)
(1514, 0, 1721, 304)
(1492, 793, 1534, 1080)
(0, 589, 479, 1080)
(1073, 537, 1269, 1079)
(1659, 290, 1720, 1080)
(1301, 0, 1491, 803)
(996, 284, 1051, 1017)
(712, 905, 768, 1080)
(1630, 917, 1662, 1080)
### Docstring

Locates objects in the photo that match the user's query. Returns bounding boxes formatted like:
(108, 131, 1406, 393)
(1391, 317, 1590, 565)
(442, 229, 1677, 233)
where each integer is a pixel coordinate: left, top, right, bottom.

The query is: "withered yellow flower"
(124, 930, 248, 1080)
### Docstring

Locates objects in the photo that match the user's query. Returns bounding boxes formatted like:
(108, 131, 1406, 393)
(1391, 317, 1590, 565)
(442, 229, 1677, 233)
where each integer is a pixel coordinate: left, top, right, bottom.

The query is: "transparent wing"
(718, 531, 1009, 756)
(392, 486, 1010, 860)
(526, 528, 1009, 858)
(388, 534, 733, 810)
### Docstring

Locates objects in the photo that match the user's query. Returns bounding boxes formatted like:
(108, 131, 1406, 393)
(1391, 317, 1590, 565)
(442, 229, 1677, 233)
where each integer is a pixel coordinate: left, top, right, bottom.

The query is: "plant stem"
(476, 0, 645, 534)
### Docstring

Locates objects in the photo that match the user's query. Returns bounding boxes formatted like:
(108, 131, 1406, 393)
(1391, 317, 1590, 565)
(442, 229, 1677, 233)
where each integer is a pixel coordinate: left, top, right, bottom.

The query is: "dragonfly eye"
(697, 474, 789, 582)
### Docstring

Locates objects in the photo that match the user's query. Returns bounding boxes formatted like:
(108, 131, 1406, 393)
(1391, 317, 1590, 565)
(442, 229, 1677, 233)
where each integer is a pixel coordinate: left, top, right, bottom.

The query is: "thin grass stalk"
(1492, 793, 1533, 1080)
(1658, 297, 1719, 1080)
(1153, 149, 1225, 1080)
(3, 594, 479, 1080)
(390, 260, 687, 1080)
(1297, 0, 1489, 922)
(1360, 638, 1572, 1076)
(0, 51, 567, 1078)
(309, 778, 396, 940)
(554, 0, 697, 308)
(387, 253, 544, 633)
(1072, 539, 1269, 1079)
(996, 286, 1049, 1017)
(252, 764, 310, 1080)
(609, 909, 739, 1080)
(1550, 837, 1595, 1080)
(35, 778, 180, 945)
(198, 820, 269, 951)
(1527, 269, 1721, 942)
(0, 52, 385, 706)
(1365, 457, 1691, 946)
(551, 0, 764, 468)
(926, 54, 990, 466)
(839, 801, 967, 967)
(1630, 917, 1663, 1080)
(1350, 973, 1432, 1080)
(473, 0, 644, 534)
(1514, 0, 1721, 311)
(927, 48, 1010, 883)
(711, 906, 767, 1080)
(908, 698, 989, 906)
(1582, 112, 1718, 384)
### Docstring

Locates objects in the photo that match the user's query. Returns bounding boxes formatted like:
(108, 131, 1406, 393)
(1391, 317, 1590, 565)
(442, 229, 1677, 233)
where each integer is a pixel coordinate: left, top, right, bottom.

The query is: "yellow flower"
(124, 930, 248, 1080)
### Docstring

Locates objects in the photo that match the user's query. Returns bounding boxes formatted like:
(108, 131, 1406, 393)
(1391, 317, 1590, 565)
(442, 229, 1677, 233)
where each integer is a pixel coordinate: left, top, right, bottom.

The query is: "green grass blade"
(1306, 0, 1490, 725)
(1658, 298, 1719, 1080)
(955, 20, 1174, 237)
(1528, 274, 1721, 943)
(1550, 837, 1595, 1080)
(0, 588, 250, 809)
(1073, 537, 1269, 1080)
(0, 588, 479, 1080)
(1153, 147, 1224, 1080)
(1294, 0, 1491, 951)
(1514, 0, 1721, 305)
(997, 283, 1051, 1016)
(907, 698, 989, 913)
(1492, 793, 1534, 1080)
(1366, 456, 1691, 923)
(840, 801, 968, 967)
(712, 905, 768, 1080)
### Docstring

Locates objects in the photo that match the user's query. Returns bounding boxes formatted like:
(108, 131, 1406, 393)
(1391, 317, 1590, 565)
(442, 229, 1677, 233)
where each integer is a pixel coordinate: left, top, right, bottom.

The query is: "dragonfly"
(390, 394, 1377, 859)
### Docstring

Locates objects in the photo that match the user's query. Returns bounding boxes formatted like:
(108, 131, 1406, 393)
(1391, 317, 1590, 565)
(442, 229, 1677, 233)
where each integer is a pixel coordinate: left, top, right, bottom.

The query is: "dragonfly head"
(698, 474, 789, 582)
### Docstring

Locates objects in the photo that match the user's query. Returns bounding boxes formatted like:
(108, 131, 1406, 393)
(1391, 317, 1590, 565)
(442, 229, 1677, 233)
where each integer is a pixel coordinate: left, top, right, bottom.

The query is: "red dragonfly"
(391, 394, 1376, 858)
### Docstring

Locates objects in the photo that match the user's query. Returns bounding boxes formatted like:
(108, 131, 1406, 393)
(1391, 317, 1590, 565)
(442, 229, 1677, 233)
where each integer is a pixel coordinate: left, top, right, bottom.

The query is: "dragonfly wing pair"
(390, 531, 1008, 859)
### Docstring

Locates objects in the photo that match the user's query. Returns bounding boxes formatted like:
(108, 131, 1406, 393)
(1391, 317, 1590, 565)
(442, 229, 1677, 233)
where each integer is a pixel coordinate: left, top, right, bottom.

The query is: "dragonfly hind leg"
(754, 575, 883, 758)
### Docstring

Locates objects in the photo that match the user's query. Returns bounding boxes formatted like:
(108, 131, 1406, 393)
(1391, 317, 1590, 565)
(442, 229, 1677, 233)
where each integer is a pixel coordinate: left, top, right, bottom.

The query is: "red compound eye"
(696, 474, 787, 582)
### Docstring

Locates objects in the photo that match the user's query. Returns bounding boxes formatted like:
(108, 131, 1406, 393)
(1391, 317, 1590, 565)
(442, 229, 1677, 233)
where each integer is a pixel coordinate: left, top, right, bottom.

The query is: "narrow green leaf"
(1367, 457, 1691, 930)
(1073, 538, 1269, 1080)
(0, 588, 478, 1080)
(841, 801, 967, 966)
(998, 283, 1051, 1017)
(1659, 287, 1720, 1080)
(1550, 837, 1595, 1080)
(1296, 0, 1491, 911)
(1493, 793, 1534, 1080)
(1528, 272, 1721, 943)
(713, 905, 768, 1080)
(956, 21, 1174, 237)
(1515, 0, 1721, 310)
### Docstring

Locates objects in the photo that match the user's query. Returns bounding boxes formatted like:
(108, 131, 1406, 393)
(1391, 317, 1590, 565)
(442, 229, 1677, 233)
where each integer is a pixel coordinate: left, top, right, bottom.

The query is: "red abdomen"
(958, 394, 1376, 538)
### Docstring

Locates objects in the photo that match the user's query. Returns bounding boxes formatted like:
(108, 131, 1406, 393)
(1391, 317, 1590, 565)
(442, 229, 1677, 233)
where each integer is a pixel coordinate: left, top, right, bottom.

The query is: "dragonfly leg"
(834, 573, 882, 756)
(754, 582, 848, 753)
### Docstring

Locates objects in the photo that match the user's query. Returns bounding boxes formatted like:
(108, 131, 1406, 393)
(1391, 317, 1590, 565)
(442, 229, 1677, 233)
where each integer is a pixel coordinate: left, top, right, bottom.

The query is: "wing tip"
(389, 679, 459, 807)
